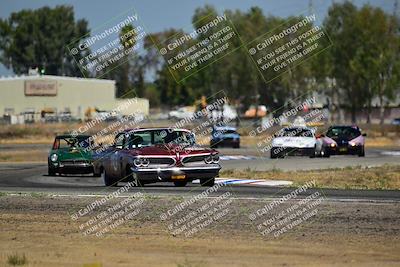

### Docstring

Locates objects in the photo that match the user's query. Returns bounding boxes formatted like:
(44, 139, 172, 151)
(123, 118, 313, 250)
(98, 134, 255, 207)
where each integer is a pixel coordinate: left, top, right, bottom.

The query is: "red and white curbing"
(192, 178, 293, 186)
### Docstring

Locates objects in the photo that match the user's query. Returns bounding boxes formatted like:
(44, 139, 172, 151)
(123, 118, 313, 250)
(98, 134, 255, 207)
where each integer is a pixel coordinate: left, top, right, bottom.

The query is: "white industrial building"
(0, 74, 149, 123)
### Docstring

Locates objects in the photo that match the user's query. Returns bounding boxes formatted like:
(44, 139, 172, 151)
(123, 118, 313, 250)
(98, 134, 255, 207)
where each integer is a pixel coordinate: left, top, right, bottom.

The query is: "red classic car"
(93, 128, 221, 187)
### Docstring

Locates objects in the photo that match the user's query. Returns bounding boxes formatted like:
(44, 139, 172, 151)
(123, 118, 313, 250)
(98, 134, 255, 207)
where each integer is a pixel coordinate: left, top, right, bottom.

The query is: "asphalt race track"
(0, 146, 399, 202)
(220, 147, 400, 171)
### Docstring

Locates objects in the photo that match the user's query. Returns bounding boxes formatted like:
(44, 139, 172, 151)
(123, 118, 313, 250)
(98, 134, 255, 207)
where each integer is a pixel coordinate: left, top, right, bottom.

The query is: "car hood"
(125, 144, 216, 156)
(272, 137, 315, 148)
(51, 147, 92, 161)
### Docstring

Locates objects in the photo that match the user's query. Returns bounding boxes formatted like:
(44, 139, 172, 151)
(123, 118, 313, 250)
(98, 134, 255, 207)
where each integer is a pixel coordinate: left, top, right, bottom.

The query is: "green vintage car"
(48, 134, 98, 176)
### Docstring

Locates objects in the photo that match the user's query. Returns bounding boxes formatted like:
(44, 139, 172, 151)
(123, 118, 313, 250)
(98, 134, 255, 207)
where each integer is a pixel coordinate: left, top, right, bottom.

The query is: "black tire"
(126, 166, 143, 187)
(322, 147, 330, 158)
(200, 177, 215, 186)
(309, 148, 316, 158)
(173, 181, 188, 187)
(93, 170, 101, 177)
(270, 148, 280, 159)
(358, 147, 365, 157)
(133, 175, 143, 187)
(48, 166, 56, 176)
(102, 169, 118, 187)
(233, 143, 240, 149)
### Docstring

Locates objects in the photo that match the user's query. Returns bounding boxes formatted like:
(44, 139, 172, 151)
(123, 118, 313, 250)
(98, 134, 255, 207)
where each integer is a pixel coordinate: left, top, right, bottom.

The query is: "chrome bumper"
(59, 163, 92, 168)
(131, 165, 221, 173)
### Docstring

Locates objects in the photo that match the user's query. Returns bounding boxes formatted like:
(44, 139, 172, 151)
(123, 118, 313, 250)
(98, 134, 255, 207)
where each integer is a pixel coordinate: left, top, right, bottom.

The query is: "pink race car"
(316, 125, 366, 157)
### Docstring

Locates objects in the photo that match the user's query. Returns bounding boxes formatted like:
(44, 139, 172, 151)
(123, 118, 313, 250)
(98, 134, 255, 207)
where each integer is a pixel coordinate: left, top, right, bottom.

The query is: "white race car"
(270, 127, 316, 158)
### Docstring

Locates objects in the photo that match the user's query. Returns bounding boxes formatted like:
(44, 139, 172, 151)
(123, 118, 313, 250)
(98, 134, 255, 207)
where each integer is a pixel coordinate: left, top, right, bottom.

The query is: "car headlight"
(204, 155, 213, 164)
(330, 143, 336, 148)
(204, 154, 219, 164)
(133, 157, 150, 167)
(349, 142, 359, 147)
(212, 154, 219, 163)
(50, 153, 58, 162)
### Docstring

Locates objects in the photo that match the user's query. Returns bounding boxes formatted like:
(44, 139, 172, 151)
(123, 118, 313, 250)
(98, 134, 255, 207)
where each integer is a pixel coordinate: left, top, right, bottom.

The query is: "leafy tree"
(147, 29, 196, 106)
(322, 1, 365, 123)
(142, 2, 399, 118)
(373, 12, 400, 124)
(99, 24, 146, 98)
(0, 5, 89, 76)
(322, 1, 400, 123)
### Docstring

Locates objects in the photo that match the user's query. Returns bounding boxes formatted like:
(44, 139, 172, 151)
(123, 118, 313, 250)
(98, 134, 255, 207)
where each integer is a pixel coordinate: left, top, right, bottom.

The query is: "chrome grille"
(148, 157, 175, 167)
(182, 155, 207, 166)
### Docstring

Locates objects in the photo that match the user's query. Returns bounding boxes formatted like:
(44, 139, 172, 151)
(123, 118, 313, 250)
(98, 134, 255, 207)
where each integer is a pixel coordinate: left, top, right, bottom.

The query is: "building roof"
(0, 74, 115, 84)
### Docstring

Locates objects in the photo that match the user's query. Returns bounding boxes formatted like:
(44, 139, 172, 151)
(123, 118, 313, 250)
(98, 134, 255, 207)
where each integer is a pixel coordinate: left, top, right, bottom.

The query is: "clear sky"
(0, 0, 394, 76)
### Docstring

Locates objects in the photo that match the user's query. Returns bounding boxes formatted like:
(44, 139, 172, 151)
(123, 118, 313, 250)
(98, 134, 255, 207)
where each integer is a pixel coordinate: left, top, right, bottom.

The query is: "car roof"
(283, 126, 312, 130)
(329, 125, 360, 130)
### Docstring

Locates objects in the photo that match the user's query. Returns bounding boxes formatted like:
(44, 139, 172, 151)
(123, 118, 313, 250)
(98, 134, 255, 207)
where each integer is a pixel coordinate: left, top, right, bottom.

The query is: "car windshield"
(279, 128, 313, 137)
(54, 136, 92, 149)
(124, 129, 195, 149)
(326, 127, 361, 139)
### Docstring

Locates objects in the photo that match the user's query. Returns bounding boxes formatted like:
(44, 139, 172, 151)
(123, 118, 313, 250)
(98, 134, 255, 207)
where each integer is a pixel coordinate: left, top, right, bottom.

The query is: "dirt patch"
(0, 149, 47, 162)
(0, 195, 399, 266)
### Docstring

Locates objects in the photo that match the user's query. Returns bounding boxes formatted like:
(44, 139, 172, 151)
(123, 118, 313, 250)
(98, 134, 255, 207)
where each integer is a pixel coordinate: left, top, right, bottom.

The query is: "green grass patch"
(7, 253, 27, 266)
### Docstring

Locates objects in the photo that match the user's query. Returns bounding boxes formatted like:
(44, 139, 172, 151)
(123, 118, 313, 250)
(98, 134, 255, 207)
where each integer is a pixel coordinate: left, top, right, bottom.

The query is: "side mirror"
(362, 133, 367, 137)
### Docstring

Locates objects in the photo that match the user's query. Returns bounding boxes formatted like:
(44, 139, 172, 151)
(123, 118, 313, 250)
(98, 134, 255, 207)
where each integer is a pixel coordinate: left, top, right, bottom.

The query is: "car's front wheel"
(322, 147, 330, 158)
(200, 177, 215, 186)
(270, 148, 281, 159)
(174, 181, 187, 187)
(127, 166, 143, 187)
(103, 169, 118, 187)
(358, 146, 365, 157)
(48, 165, 56, 176)
(309, 148, 316, 158)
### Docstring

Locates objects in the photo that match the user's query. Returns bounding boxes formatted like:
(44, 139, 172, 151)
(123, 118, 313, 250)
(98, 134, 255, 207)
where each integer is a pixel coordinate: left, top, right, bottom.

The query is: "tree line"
(0, 2, 399, 123)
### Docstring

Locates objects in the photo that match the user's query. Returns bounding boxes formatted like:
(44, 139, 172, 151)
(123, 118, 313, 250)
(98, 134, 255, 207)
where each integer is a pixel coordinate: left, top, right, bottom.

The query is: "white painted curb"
(192, 178, 293, 186)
